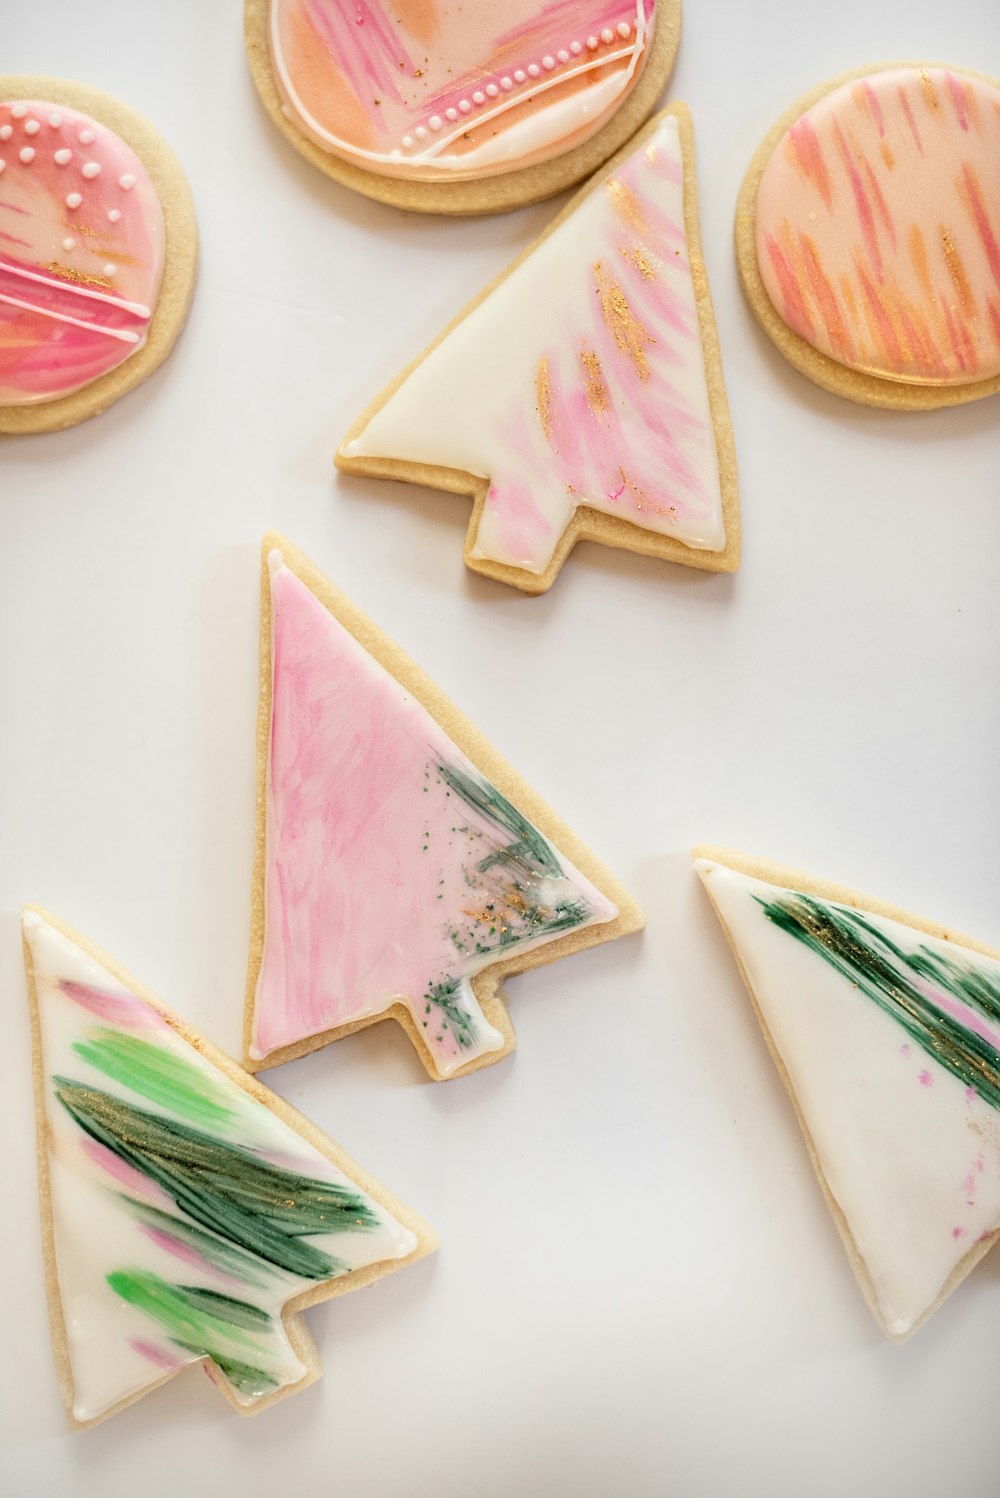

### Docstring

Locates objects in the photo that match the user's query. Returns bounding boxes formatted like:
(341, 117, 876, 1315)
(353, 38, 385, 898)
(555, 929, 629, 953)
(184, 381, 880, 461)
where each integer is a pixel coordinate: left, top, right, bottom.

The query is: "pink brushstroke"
(78, 1136, 174, 1208)
(129, 1338, 185, 1372)
(58, 978, 168, 1035)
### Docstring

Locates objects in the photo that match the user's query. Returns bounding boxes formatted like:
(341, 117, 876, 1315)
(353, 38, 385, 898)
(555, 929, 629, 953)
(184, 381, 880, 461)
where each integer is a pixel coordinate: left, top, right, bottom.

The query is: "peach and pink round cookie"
(736, 64, 1000, 408)
(245, 0, 681, 213)
(0, 79, 197, 434)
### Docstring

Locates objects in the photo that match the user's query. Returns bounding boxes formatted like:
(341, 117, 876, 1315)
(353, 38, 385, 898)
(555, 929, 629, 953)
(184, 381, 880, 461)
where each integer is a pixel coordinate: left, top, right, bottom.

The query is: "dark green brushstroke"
(759, 893, 1000, 1112)
(122, 1196, 316, 1289)
(55, 1080, 378, 1278)
(436, 761, 563, 878)
(422, 759, 593, 1051)
(422, 977, 479, 1051)
(72, 1028, 235, 1130)
(107, 1269, 278, 1396)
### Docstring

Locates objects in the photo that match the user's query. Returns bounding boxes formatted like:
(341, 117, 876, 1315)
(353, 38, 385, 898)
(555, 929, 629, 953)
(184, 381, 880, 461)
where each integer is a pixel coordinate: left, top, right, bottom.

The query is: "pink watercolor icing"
(0, 99, 164, 406)
(269, 1, 658, 181)
(342, 113, 726, 577)
(252, 556, 617, 1073)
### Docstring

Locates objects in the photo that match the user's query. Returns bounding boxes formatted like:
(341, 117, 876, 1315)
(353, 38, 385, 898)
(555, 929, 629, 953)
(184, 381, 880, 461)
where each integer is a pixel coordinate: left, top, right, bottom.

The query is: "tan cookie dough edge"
(23, 905, 436, 1429)
(244, 0, 681, 215)
(0, 76, 198, 436)
(735, 60, 1000, 411)
(336, 104, 739, 594)
(244, 534, 645, 1079)
(692, 843, 1000, 1341)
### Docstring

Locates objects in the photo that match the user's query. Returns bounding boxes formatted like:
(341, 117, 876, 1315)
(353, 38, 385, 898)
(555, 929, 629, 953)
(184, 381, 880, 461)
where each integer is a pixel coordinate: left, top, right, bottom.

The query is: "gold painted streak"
(593, 260, 655, 380)
(578, 347, 609, 416)
(619, 242, 657, 280)
(45, 262, 113, 288)
(605, 177, 650, 237)
(918, 68, 940, 112)
(940, 226, 975, 318)
(535, 356, 552, 442)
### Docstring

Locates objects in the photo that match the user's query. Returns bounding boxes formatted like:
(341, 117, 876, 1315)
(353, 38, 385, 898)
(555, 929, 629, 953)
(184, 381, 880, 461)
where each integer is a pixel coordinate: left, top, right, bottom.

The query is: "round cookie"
(736, 63, 1000, 409)
(0, 78, 197, 434)
(245, 0, 682, 214)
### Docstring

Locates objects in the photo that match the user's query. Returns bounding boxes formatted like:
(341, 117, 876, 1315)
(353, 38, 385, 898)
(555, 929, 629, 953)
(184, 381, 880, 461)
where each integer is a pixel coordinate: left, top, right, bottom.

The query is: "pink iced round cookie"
(0, 99, 164, 405)
(0, 81, 197, 433)
(247, 0, 681, 212)
(739, 64, 1000, 407)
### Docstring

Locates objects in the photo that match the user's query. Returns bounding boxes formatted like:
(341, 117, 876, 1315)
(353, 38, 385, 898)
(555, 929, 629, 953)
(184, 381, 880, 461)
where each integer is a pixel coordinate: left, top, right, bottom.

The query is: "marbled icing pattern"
(252, 554, 617, 1073)
(342, 114, 724, 576)
(755, 67, 1000, 384)
(697, 859, 1000, 1337)
(0, 100, 164, 405)
(25, 911, 416, 1423)
(269, 0, 656, 180)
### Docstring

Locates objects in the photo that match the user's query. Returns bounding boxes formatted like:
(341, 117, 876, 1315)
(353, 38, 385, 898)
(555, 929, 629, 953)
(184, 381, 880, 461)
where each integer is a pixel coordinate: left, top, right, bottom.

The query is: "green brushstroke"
(108, 1269, 279, 1396)
(423, 759, 593, 1051)
(437, 761, 563, 878)
(759, 893, 1000, 1112)
(55, 1080, 379, 1278)
(72, 1029, 236, 1130)
(421, 977, 479, 1051)
(122, 1197, 310, 1290)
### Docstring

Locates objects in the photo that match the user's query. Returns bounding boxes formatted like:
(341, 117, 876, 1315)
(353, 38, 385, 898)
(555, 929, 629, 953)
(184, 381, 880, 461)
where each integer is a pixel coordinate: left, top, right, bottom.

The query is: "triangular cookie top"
(24, 908, 431, 1428)
(695, 850, 1000, 1340)
(338, 106, 738, 592)
(246, 537, 642, 1078)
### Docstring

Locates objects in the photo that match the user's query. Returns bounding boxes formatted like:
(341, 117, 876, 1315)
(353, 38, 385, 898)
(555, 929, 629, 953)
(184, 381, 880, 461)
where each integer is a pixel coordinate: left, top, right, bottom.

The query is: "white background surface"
(2, 3, 1000, 1495)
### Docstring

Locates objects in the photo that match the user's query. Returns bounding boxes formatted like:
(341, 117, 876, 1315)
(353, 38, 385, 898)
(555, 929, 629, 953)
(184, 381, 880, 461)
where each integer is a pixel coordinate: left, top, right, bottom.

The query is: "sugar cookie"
(24, 906, 433, 1428)
(0, 78, 197, 433)
(338, 106, 739, 592)
(695, 847, 1000, 1340)
(245, 0, 682, 213)
(736, 64, 1000, 408)
(246, 536, 643, 1078)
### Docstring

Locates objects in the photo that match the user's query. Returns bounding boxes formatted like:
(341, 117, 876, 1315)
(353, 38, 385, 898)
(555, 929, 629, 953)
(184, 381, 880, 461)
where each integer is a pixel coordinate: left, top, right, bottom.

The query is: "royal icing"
(0, 100, 164, 407)
(754, 67, 1000, 385)
(697, 858, 1000, 1337)
(341, 113, 726, 579)
(251, 550, 619, 1074)
(269, 1, 657, 180)
(24, 910, 417, 1423)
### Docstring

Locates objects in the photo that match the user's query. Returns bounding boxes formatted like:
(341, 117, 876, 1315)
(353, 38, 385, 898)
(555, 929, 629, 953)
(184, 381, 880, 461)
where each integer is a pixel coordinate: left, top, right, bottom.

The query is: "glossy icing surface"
(0, 99, 164, 406)
(252, 554, 617, 1073)
(25, 910, 416, 1422)
(342, 114, 725, 575)
(755, 67, 1000, 385)
(697, 860, 1000, 1336)
(269, 1, 657, 180)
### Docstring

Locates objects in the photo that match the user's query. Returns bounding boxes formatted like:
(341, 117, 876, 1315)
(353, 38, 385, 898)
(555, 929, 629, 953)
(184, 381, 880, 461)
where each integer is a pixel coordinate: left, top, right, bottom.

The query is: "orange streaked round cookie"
(245, 0, 681, 214)
(736, 63, 1000, 409)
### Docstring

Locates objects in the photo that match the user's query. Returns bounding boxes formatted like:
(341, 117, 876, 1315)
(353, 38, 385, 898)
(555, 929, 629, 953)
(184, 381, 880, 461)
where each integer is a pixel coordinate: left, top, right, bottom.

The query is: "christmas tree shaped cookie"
(695, 848, 1000, 1340)
(246, 536, 643, 1078)
(337, 106, 739, 593)
(24, 907, 433, 1428)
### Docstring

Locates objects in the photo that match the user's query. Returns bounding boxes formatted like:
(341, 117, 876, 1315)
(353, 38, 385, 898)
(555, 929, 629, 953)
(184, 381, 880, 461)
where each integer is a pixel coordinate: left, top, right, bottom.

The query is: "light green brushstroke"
(108, 1269, 282, 1396)
(72, 1029, 237, 1130)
